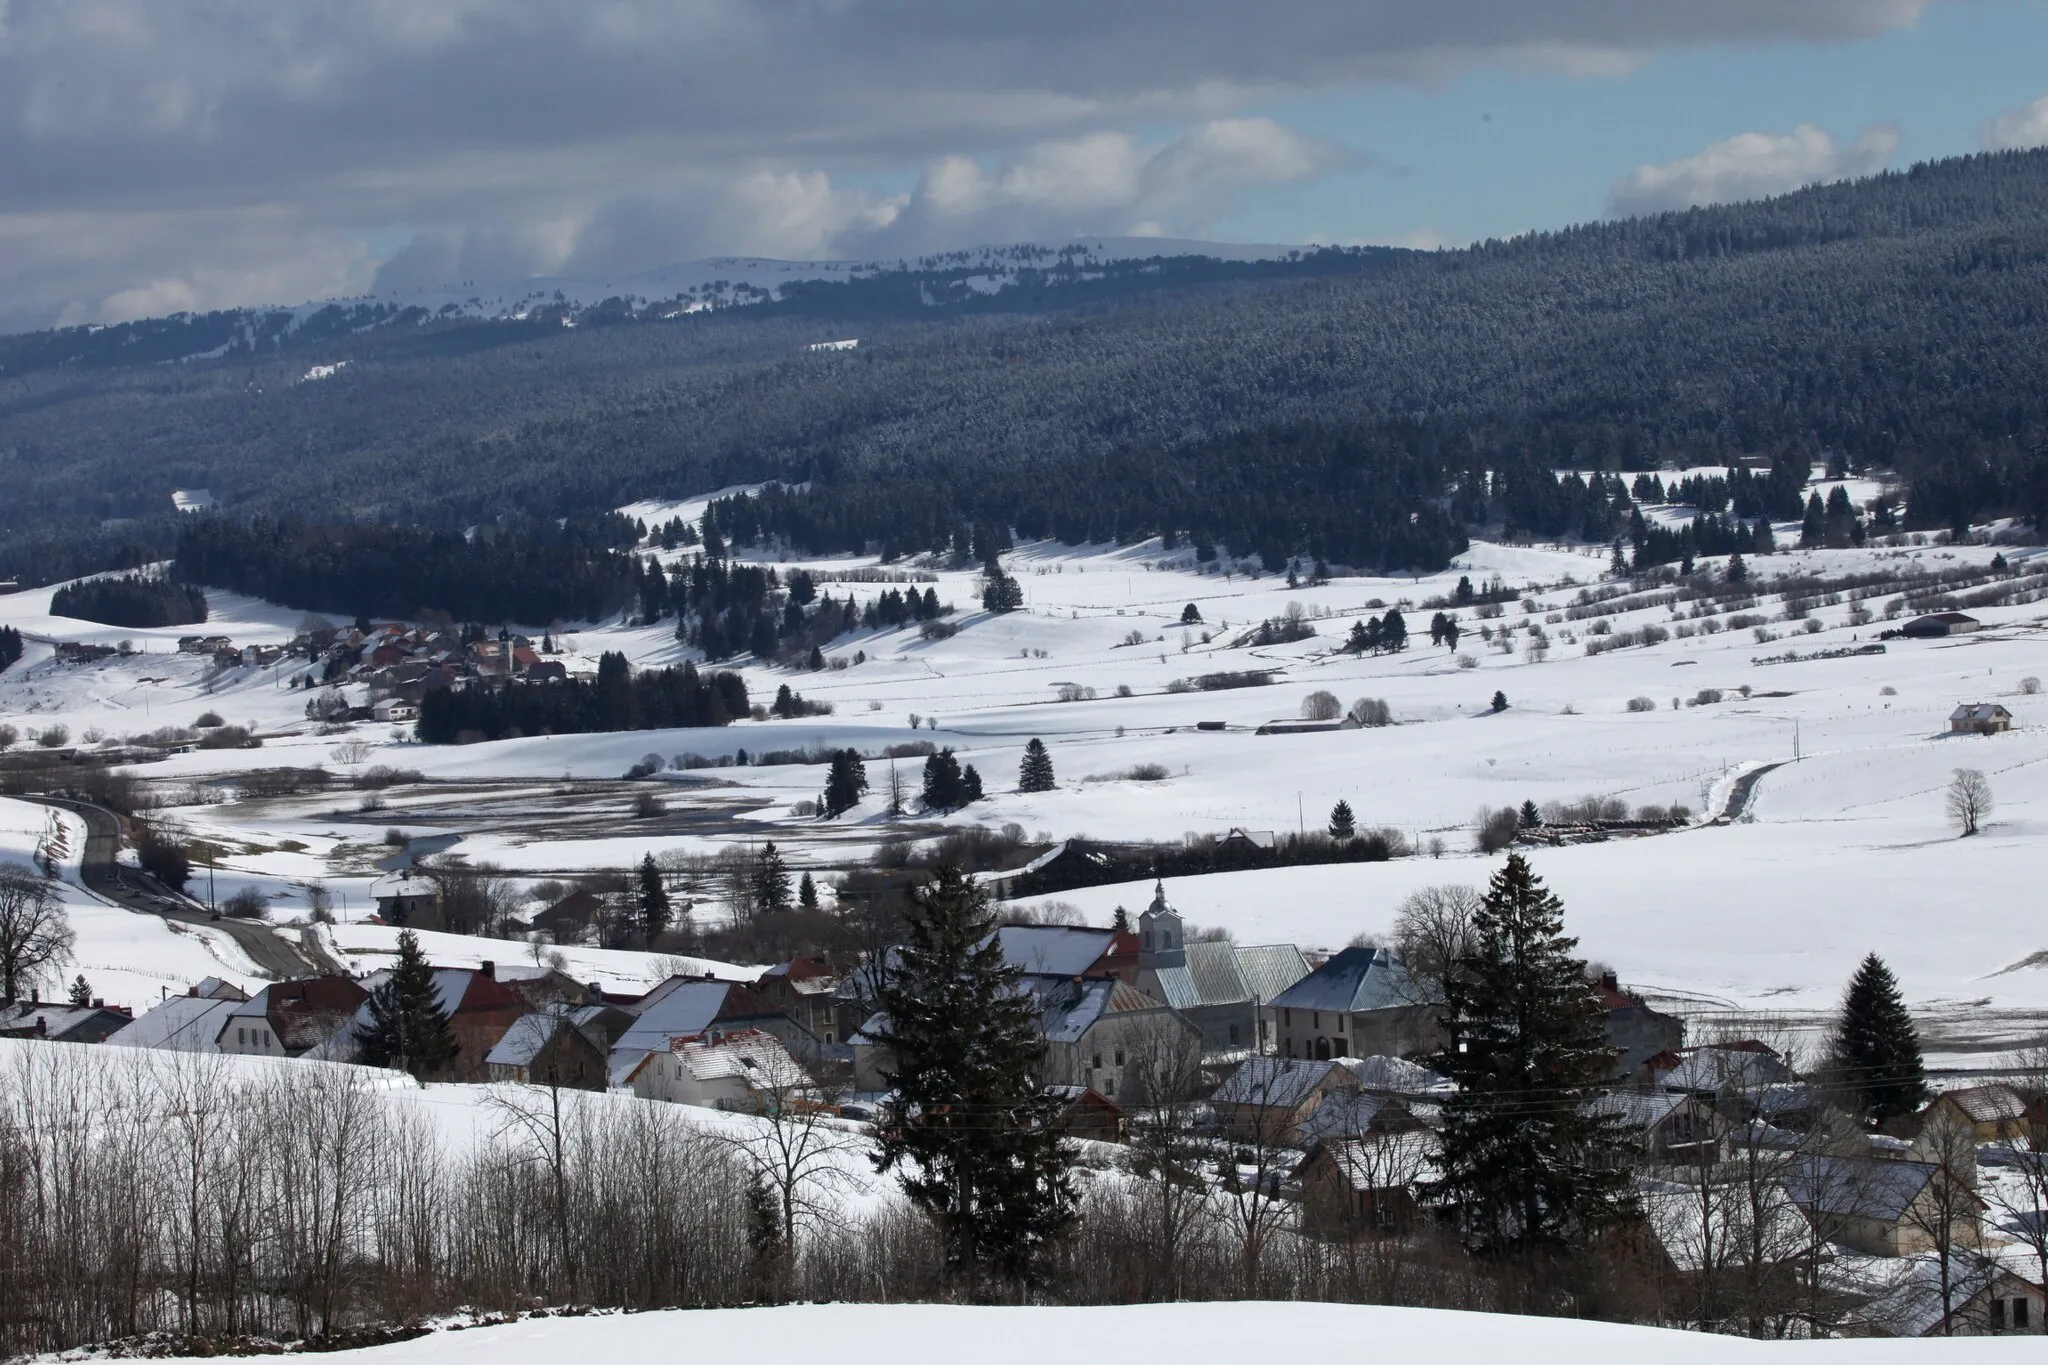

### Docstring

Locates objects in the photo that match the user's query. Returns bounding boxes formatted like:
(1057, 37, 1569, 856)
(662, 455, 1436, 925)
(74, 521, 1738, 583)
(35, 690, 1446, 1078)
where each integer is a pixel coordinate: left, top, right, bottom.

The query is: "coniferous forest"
(6, 149, 2048, 583)
(47, 573, 208, 628)
(416, 651, 748, 743)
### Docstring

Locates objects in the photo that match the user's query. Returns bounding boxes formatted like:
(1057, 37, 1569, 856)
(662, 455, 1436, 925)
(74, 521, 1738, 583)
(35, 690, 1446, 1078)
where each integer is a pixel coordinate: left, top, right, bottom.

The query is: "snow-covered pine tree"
(1018, 738, 1055, 792)
(1429, 853, 1634, 1250)
(1829, 953, 1925, 1127)
(354, 929, 457, 1079)
(873, 864, 1075, 1288)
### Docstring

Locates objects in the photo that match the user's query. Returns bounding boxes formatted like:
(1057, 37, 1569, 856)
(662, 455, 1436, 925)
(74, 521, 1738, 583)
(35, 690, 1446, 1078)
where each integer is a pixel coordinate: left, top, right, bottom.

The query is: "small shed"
(1949, 703, 2013, 735)
(1902, 612, 1982, 638)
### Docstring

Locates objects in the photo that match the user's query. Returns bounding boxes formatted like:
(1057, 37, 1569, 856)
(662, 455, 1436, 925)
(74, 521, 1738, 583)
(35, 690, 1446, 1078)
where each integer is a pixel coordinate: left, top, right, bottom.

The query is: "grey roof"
(1269, 946, 1427, 1014)
(1233, 944, 1313, 1003)
(612, 979, 738, 1058)
(105, 995, 237, 1052)
(1150, 965, 1202, 1010)
(1212, 1056, 1350, 1110)
(1298, 1091, 1399, 1145)
(1183, 940, 1252, 1006)
(993, 925, 1116, 977)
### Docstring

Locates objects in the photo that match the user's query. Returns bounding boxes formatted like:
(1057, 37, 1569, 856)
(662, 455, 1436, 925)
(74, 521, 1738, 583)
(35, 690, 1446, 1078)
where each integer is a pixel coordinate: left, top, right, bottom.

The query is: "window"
(1103, 1078, 1115, 1096)
(1334, 1016, 1344, 1035)
(1114, 1048, 1125, 1067)
(1313, 1012, 1321, 1029)
(1091, 1053, 1101, 1070)
(2015, 1299, 2030, 1329)
(1229, 1024, 1241, 1045)
(236, 1027, 245, 1046)
(1992, 1300, 2007, 1330)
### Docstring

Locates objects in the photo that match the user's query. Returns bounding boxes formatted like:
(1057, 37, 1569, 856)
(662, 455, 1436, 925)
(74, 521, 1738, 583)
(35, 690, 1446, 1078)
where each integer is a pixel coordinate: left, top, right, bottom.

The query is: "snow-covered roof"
(105, 995, 238, 1052)
(1343, 1054, 1449, 1096)
(1657, 1043, 1796, 1093)
(1213, 1056, 1348, 1110)
(371, 873, 437, 900)
(486, 1012, 564, 1068)
(993, 925, 1117, 977)
(1949, 702, 2012, 722)
(1319, 1131, 1439, 1191)
(672, 1028, 810, 1091)
(1780, 1155, 1956, 1222)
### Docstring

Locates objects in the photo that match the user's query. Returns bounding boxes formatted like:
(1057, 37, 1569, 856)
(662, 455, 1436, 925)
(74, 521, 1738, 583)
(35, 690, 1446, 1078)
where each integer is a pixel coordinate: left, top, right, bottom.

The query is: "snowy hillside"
(3, 495, 2047, 1063)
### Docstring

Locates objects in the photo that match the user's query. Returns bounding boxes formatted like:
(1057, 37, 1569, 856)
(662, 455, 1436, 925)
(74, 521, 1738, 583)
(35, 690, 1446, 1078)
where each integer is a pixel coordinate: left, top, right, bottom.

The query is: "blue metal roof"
(1268, 946, 1425, 1013)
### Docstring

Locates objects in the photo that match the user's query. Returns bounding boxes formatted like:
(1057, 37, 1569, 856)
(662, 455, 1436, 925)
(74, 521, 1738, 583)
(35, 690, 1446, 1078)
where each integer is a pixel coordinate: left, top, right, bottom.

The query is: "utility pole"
(1794, 718, 1802, 762)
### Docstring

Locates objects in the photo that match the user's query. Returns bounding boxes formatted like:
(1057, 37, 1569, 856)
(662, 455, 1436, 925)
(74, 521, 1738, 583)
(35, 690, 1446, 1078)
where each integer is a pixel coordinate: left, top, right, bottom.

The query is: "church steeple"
(1139, 880, 1184, 968)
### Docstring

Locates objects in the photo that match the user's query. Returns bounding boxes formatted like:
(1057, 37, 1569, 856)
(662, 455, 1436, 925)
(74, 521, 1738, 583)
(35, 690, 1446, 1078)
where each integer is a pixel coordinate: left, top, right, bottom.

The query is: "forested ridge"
(5, 148, 2048, 580)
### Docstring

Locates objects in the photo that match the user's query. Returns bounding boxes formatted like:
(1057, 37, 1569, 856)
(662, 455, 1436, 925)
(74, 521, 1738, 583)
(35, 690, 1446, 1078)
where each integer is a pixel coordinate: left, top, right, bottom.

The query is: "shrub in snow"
(2021, 677, 2042, 695)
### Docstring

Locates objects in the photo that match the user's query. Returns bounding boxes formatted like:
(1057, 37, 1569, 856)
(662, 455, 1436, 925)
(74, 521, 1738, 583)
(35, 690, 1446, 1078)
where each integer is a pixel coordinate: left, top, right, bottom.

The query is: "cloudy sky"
(3, 0, 2047, 331)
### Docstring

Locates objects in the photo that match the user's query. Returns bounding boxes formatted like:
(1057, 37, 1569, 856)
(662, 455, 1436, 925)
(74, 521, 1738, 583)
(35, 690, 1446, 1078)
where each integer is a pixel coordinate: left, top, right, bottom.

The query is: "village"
(6, 864, 2044, 1339)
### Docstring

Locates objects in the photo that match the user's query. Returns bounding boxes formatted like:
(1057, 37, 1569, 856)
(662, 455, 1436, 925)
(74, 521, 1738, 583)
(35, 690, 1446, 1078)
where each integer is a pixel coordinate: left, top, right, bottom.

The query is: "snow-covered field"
(124, 1300, 2048, 1365)
(4, 497, 2046, 1056)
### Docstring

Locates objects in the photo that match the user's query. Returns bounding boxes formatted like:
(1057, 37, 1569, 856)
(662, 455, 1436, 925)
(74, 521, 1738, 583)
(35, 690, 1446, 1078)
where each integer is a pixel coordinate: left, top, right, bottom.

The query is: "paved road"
(26, 796, 319, 979)
(1715, 761, 1786, 823)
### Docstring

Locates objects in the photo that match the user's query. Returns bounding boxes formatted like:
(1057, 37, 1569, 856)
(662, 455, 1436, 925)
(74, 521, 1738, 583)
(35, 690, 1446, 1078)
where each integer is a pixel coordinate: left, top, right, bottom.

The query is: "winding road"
(25, 795, 323, 979)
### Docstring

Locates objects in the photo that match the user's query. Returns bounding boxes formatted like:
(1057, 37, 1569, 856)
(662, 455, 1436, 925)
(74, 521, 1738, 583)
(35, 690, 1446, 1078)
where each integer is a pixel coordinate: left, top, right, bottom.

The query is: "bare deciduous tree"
(1946, 767, 1993, 837)
(1389, 884, 1479, 1006)
(0, 866, 73, 1002)
(1301, 690, 1342, 721)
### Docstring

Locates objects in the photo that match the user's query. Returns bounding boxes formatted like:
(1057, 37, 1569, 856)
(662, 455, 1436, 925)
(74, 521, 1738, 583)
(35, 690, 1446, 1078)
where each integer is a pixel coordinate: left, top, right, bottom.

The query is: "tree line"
(415, 652, 747, 743)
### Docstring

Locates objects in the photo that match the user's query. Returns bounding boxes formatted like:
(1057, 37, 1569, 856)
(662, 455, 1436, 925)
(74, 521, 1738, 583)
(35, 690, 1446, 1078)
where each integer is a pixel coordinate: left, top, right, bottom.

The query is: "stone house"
(1270, 946, 1443, 1061)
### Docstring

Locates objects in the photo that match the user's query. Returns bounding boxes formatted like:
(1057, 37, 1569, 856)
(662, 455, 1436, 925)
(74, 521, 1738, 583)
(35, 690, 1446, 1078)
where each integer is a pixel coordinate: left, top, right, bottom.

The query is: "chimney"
(1600, 970, 1619, 993)
(479, 960, 495, 979)
(91, 997, 103, 1009)
(35, 1016, 47, 1036)
(588, 981, 604, 1000)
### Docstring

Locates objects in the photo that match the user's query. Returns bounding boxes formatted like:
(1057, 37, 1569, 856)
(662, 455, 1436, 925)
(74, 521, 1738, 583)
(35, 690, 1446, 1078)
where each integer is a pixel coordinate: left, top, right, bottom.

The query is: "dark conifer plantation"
(1430, 854, 1635, 1250)
(1829, 953, 1926, 1127)
(354, 930, 457, 1079)
(416, 653, 746, 742)
(873, 865, 1076, 1288)
(0, 626, 22, 674)
(49, 574, 207, 628)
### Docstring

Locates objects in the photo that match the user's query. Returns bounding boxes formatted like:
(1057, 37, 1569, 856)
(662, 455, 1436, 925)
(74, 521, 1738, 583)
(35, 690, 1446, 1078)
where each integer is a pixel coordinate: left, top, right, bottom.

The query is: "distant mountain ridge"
(0, 236, 1335, 378)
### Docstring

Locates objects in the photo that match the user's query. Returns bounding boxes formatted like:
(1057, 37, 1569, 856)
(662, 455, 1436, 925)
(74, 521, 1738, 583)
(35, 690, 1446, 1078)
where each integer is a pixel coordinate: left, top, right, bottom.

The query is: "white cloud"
(1607, 122, 1899, 216)
(0, 0, 1939, 326)
(1981, 95, 2048, 151)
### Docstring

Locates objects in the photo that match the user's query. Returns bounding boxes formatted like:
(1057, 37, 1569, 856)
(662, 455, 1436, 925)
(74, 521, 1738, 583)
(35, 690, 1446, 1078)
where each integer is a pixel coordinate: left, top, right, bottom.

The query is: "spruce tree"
(1830, 953, 1925, 1127)
(1727, 552, 1748, 584)
(1328, 800, 1356, 841)
(960, 765, 984, 804)
(753, 842, 792, 914)
(68, 974, 91, 1007)
(873, 865, 1076, 1287)
(1519, 799, 1542, 829)
(823, 749, 869, 817)
(1429, 854, 1635, 1250)
(1490, 690, 1508, 713)
(797, 871, 818, 912)
(637, 853, 671, 942)
(1018, 738, 1055, 792)
(922, 748, 963, 810)
(355, 929, 457, 1079)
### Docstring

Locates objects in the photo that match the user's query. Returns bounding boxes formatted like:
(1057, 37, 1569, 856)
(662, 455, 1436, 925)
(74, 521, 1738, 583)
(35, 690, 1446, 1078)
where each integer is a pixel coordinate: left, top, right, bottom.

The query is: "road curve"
(23, 795, 318, 980)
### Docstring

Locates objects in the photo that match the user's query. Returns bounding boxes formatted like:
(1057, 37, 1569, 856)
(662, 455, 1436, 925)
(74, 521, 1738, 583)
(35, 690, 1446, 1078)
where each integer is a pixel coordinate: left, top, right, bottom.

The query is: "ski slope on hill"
(132, 1299, 2048, 1365)
(2, 503, 2045, 1040)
